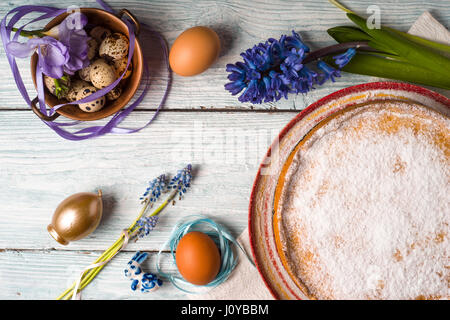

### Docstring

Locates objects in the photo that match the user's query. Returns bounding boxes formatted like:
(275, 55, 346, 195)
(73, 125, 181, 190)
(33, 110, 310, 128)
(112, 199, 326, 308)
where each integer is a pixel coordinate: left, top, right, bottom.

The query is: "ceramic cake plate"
(248, 81, 450, 300)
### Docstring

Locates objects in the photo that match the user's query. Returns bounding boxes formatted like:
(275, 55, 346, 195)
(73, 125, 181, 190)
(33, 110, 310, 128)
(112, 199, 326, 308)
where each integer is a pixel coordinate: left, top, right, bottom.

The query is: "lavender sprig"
(168, 164, 192, 200)
(139, 174, 167, 205)
(135, 216, 159, 238)
(133, 164, 192, 239)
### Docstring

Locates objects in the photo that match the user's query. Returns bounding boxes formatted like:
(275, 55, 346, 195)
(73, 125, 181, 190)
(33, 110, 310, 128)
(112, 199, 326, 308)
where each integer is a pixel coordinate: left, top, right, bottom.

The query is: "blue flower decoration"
(333, 48, 356, 68)
(140, 174, 167, 204)
(168, 164, 192, 199)
(135, 164, 193, 239)
(136, 216, 159, 238)
(317, 61, 341, 84)
(225, 31, 356, 104)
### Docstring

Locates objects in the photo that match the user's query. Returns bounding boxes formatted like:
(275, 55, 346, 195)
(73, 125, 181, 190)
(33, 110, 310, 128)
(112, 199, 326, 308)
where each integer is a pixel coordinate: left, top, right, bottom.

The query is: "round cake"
(275, 99, 449, 300)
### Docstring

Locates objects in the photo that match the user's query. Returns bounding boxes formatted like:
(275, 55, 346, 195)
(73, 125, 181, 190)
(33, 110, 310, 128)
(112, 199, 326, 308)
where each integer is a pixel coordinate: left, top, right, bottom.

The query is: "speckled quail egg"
(66, 79, 90, 102)
(44, 75, 58, 95)
(44, 74, 71, 99)
(89, 26, 111, 43)
(78, 65, 92, 82)
(99, 33, 129, 61)
(76, 85, 106, 112)
(112, 57, 132, 79)
(89, 59, 117, 89)
(87, 38, 98, 60)
(106, 85, 122, 101)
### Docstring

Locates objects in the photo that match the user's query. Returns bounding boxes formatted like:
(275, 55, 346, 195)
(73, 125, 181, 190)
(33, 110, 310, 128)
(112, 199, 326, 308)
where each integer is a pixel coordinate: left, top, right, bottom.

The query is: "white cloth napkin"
(408, 11, 450, 46)
(188, 11, 449, 300)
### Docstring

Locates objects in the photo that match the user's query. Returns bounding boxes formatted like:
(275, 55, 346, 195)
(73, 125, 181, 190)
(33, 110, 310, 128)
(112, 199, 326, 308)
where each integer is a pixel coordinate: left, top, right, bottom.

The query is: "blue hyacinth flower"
(333, 48, 356, 68)
(317, 61, 341, 83)
(224, 30, 356, 104)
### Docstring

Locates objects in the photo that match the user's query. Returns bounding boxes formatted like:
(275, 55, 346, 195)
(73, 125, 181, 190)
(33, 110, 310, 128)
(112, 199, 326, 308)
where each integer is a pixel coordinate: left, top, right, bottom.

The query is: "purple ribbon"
(0, 0, 170, 140)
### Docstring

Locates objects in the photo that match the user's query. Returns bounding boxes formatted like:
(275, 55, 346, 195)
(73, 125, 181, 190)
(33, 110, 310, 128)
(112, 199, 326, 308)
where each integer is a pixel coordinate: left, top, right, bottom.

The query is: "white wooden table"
(0, 0, 448, 300)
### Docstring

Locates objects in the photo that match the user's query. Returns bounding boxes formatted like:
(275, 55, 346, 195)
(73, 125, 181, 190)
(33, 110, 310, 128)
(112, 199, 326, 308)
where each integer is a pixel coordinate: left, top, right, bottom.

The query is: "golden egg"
(175, 231, 221, 285)
(169, 26, 220, 76)
(47, 190, 103, 245)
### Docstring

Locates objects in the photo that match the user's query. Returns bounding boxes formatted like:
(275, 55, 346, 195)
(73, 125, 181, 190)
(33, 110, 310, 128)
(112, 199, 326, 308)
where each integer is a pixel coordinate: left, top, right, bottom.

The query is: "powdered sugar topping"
(279, 101, 449, 299)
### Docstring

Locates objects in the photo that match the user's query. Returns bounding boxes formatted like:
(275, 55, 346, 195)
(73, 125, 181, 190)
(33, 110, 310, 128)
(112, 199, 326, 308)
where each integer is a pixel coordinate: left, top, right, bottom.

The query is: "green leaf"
(361, 49, 403, 60)
(325, 53, 450, 90)
(386, 27, 450, 55)
(328, 1, 450, 55)
(366, 40, 400, 57)
(327, 26, 373, 43)
(346, 13, 450, 75)
(328, 26, 398, 56)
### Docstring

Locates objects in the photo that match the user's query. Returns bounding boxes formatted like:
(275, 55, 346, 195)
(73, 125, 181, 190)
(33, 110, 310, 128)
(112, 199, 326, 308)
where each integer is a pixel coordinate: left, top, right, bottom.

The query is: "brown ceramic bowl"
(30, 8, 143, 121)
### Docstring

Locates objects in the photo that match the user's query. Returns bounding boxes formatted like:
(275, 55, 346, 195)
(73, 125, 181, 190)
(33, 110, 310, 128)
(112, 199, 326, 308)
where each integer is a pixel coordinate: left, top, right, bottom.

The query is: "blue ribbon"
(156, 215, 255, 294)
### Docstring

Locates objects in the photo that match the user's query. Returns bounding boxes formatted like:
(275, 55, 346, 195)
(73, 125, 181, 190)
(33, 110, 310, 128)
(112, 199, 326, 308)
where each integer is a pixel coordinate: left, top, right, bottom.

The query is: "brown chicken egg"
(175, 231, 221, 285)
(169, 26, 220, 76)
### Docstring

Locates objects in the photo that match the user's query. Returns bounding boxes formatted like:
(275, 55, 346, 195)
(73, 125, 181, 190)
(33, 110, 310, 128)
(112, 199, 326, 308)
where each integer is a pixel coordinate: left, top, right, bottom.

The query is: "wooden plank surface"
(0, 110, 293, 250)
(0, 0, 448, 300)
(0, 110, 292, 299)
(1, 0, 449, 111)
(0, 250, 186, 299)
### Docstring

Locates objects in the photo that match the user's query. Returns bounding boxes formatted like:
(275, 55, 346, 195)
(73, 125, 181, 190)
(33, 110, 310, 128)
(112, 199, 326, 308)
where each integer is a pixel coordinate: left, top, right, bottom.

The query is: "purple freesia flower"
(57, 12, 90, 74)
(7, 36, 69, 79)
(5, 12, 89, 78)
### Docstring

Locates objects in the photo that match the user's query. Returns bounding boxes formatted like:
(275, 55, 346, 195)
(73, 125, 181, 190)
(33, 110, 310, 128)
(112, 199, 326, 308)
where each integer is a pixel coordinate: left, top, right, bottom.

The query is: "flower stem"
(56, 189, 178, 300)
(302, 41, 371, 64)
(54, 79, 63, 99)
(328, 0, 355, 14)
(10, 27, 45, 38)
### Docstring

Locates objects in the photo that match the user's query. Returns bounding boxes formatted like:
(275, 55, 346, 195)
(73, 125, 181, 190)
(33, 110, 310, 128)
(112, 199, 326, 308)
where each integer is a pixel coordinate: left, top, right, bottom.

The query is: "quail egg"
(89, 26, 111, 43)
(112, 57, 132, 79)
(78, 65, 92, 82)
(76, 85, 106, 112)
(99, 32, 129, 61)
(89, 59, 117, 89)
(87, 38, 98, 60)
(44, 74, 71, 99)
(67, 79, 90, 102)
(44, 75, 58, 95)
(106, 85, 122, 101)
